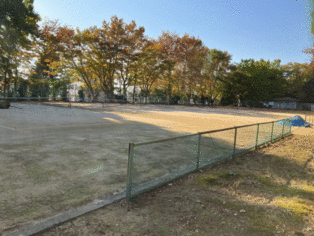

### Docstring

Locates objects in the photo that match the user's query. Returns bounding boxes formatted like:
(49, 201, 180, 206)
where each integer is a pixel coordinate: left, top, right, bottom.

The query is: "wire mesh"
(257, 123, 272, 146)
(130, 134, 199, 197)
(126, 118, 293, 200)
(3, 97, 72, 108)
(199, 129, 235, 168)
(273, 121, 284, 140)
(235, 125, 257, 153)
(283, 118, 292, 135)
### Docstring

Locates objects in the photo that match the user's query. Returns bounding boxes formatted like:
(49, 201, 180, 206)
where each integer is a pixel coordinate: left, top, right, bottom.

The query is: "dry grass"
(2, 104, 313, 235)
(31, 127, 314, 236)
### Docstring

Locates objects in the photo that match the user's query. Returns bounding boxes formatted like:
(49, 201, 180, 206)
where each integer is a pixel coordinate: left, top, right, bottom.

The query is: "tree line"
(2, 1, 314, 105)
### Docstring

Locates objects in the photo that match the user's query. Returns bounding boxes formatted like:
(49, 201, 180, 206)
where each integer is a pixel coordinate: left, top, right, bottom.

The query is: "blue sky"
(34, 0, 314, 66)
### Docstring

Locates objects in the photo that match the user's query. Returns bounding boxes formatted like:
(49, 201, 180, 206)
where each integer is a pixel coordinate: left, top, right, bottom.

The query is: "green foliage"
(0, 0, 39, 96)
(0, 0, 39, 36)
(281, 62, 309, 100)
(302, 77, 314, 103)
(220, 71, 250, 102)
(236, 59, 285, 101)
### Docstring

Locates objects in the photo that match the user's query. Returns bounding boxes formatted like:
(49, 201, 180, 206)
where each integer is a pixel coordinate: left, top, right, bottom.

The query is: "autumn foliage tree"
(6, 12, 307, 106)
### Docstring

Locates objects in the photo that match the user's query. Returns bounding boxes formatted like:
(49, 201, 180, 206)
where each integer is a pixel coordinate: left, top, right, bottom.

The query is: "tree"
(202, 49, 234, 103)
(0, 0, 39, 96)
(174, 34, 207, 104)
(79, 16, 146, 99)
(28, 20, 73, 99)
(220, 71, 250, 106)
(135, 40, 167, 102)
(57, 26, 99, 101)
(116, 19, 146, 97)
(157, 31, 179, 104)
(236, 59, 285, 101)
(0, 0, 38, 35)
(302, 77, 314, 102)
(281, 62, 309, 99)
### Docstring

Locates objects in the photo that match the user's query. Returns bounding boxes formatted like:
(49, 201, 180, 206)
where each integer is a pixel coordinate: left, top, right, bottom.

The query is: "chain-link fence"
(126, 118, 293, 200)
(1, 96, 128, 109)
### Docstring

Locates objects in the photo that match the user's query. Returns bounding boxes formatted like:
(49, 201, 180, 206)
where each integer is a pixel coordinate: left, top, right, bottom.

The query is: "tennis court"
(0, 102, 297, 234)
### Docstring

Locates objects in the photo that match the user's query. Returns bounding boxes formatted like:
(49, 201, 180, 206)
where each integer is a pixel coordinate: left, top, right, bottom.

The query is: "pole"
(126, 143, 134, 201)
(255, 124, 260, 149)
(282, 119, 285, 138)
(196, 133, 201, 169)
(233, 127, 237, 157)
(271, 121, 274, 143)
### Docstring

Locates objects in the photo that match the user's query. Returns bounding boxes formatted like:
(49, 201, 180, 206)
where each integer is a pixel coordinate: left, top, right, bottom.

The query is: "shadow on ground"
(29, 130, 314, 236)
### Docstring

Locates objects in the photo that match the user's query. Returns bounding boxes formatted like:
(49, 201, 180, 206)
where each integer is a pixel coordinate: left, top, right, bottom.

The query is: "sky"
(33, 0, 314, 66)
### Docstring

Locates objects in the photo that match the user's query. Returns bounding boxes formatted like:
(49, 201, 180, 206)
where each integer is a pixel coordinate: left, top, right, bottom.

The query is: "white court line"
(0, 125, 15, 130)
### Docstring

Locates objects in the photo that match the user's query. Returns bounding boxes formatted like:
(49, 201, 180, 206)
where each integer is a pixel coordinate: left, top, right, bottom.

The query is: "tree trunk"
(123, 81, 127, 97)
(133, 83, 136, 104)
(3, 71, 7, 97)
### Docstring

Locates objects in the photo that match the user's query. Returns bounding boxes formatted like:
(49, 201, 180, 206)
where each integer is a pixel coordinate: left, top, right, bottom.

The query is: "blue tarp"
(276, 115, 311, 127)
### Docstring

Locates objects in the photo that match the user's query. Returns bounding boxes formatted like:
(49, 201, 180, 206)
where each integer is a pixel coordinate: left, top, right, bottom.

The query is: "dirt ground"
(34, 126, 314, 236)
(1, 102, 313, 235)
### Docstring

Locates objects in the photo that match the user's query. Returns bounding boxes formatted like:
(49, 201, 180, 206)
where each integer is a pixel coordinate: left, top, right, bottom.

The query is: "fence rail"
(126, 117, 293, 200)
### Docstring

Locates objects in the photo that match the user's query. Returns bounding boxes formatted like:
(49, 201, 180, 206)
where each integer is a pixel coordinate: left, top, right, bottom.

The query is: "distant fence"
(2, 96, 126, 108)
(1, 95, 214, 106)
(126, 118, 292, 200)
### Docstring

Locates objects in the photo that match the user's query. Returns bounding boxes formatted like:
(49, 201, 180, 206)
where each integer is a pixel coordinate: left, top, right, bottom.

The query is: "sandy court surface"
(0, 102, 310, 234)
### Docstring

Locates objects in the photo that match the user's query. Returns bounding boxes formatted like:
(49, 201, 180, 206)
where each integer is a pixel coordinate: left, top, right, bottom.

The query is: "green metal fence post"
(255, 124, 260, 149)
(289, 118, 292, 134)
(271, 121, 274, 143)
(282, 119, 285, 138)
(233, 127, 237, 157)
(196, 133, 201, 169)
(126, 143, 134, 201)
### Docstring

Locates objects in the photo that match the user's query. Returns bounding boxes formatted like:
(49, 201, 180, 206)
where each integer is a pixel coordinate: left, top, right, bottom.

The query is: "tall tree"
(281, 62, 309, 99)
(175, 34, 207, 104)
(203, 49, 234, 103)
(220, 71, 250, 106)
(157, 31, 179, 104)
(135, 40, 168, 101)
(116, 19, 146, 97)
(302, 77, 314, 102)
(237, 59, 285, 101)
(0, 0, 39, 96)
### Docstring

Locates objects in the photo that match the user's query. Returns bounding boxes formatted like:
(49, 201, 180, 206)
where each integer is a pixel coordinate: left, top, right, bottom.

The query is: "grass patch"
(196, 170, 244, 186)
(248, 210, 281, 234)
(272, 197, 312, 217)
(25, 162, 58, 184)
(197, 174, 220, 185)
(210, 197, 244, 210)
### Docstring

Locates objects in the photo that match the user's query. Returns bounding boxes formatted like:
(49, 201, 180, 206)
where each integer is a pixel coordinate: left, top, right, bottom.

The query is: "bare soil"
(34, 126, 314, 236)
